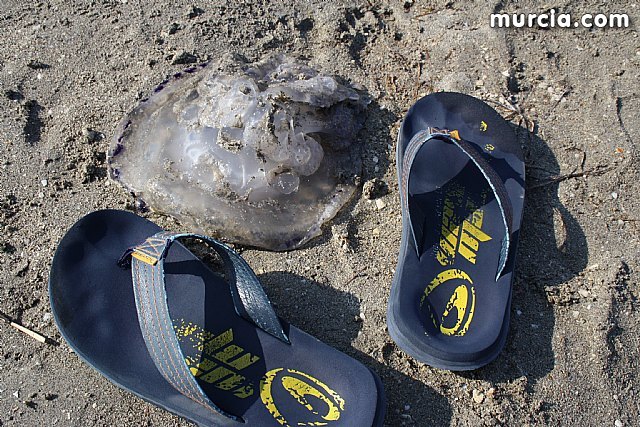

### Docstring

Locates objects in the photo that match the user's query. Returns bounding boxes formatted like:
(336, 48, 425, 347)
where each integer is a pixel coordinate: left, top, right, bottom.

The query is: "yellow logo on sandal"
(421, 269, 476, 336)
(260, 368, 345, 426)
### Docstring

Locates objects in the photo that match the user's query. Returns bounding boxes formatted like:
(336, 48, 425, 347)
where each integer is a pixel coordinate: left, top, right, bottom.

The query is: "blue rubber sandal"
(49, 210, 385, 426)
(387, 92, 525, 370)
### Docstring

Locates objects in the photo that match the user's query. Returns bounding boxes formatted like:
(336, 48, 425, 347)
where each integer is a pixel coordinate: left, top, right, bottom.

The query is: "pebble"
(615, 420, 623, 427)
(83, 128, 103, 143)
(472, 389, 485, 404)
(363, 178, 388, 200)
(611, 192, 618, 200)
(172, 50, 198, 65)
(578, 289, 590, 298)
(516, 309, 522, 316)
(13, 390, 19, 398)
(572, 310, 580, 318)
(372, 228, 380, 236)
(185, 6, 204, 19)
(41, 179, 47, 187)
(375, 199, 386, 210)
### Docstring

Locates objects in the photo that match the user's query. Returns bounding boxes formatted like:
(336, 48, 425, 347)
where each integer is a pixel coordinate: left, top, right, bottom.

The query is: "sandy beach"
(1, 0, 639, 425)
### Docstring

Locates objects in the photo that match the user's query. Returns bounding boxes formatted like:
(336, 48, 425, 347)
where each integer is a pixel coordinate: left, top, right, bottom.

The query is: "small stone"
(577, 289, 590, 298)
(82, 128, 103, 143)
(40, 179, 47, 187)
(372, 228, 380, 236)
(404, 404, 410, 411)
(615, 420, 623, 427)
(572, 310, 580, 318)
(171, 50, 198, 65)
(362, 178, 388, 199)
(13, 390, 19, 399)
(185, 6, 204, 19)
(167, 22, 180, 35)
(13, 261, 29, 277)
(611, 192, 618, 200)
(516, 309, 522, 316)
(372, 156, 379, 164)
(359, 312, 366, 321)
(486, 387, 496, 399)
(472, 389, 485, 404)
(331, 224, 352, 252)
(375, 199, 386, 210)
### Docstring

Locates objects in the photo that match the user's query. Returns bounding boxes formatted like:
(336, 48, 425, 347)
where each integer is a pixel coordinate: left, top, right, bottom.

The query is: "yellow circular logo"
(420, 269, 476, 336)
(260, 368, 345, 426)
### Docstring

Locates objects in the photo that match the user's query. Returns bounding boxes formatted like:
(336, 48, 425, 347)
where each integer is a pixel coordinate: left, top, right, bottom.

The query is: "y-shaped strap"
(119, 231, 289, 421)
(400, 128, 513, 280)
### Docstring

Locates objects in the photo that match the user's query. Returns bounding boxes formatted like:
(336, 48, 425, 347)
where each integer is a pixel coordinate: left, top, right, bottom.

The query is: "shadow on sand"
(260, 271, 453, 426)
(460, 125, 588, 389)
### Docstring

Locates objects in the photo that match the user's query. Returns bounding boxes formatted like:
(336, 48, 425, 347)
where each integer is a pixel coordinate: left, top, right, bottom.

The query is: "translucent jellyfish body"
(108, 56, 368, 250)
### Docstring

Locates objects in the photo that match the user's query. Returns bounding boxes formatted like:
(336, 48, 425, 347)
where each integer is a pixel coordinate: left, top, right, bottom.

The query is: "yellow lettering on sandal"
(214, 344, 244, 363)
(436, 190, 492, 267)
(260, 368, 345, 426)
(187, 357, 217, 377)
(173, 320, 261, 399)
(459, 220, 492, 264)
(203, 328, 234, 354)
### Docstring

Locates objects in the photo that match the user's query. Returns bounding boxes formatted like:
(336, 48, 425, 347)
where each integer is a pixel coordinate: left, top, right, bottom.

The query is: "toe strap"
(121, 231, 289, 422)
(400, 128, 513, 280)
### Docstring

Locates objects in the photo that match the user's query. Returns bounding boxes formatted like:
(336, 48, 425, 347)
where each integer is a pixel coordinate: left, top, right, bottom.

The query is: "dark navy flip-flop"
(387, 92, 525, 370)
(49, 210, 385, 426)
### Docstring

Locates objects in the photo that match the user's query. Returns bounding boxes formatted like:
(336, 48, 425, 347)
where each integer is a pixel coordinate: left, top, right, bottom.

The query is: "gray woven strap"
(123, 231, 288, 421)
(400, 127, 513, 280)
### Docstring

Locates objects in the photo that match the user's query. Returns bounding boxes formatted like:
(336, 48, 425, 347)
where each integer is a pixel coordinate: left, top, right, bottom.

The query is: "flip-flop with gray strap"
(387, 92, 525, 370)
(50, 209, 386, 425)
